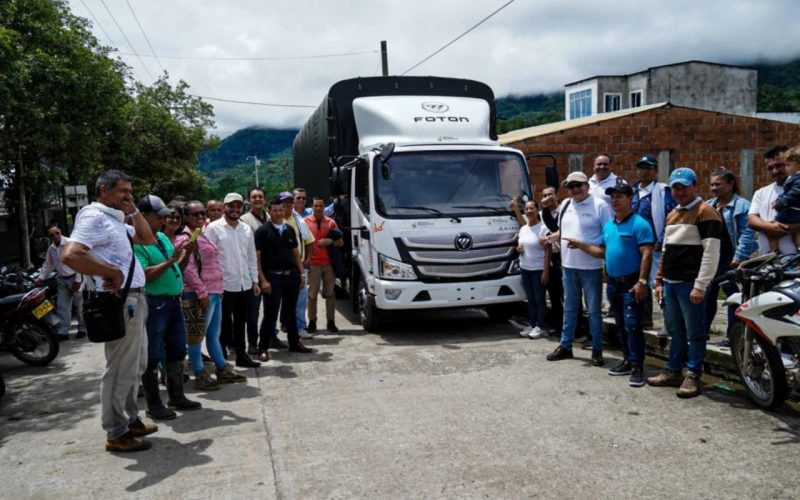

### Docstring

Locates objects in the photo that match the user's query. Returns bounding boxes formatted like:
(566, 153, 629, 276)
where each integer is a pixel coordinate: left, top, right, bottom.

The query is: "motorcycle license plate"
(33, 300, 54, 319)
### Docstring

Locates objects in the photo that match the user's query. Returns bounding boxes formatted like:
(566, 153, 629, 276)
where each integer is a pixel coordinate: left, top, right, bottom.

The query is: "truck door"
(351, 156, 374, 283)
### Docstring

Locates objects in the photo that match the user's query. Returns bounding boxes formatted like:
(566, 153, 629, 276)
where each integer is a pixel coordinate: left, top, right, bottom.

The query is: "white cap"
(223, 192, 244, 204)
(561, 172, 589, 186)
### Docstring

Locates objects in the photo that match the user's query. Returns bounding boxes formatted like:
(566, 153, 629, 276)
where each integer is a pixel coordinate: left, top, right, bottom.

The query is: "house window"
(604, 93, 621, 113)
(569, 89, 592, 119)
(630, 90, 643, 108)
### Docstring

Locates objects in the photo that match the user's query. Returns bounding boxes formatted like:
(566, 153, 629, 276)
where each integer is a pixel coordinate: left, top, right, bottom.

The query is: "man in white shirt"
(35, 223, 85, 341)
(543, 172, 612, 366)
(63, 170, 157, 453)
(748, 145, 800, 255)
(589, 154, 623, 203)
(205, 193, 262, 368)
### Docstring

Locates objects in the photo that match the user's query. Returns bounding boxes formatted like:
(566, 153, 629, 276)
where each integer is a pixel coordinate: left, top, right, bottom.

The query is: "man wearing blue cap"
(631, 155, 676, 331)
(648, 168, 722, 398)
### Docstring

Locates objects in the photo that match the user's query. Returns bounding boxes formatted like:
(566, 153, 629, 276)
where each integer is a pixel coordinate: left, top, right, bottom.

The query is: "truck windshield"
(374, 151, 530, 218)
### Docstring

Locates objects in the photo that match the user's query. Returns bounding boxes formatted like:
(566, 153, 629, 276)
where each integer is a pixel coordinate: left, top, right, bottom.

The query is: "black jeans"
(546, 258, 564, 329)
(247, 292, 261, 347)
(221, 289, 251, 355)
(260, 271, 301, 350)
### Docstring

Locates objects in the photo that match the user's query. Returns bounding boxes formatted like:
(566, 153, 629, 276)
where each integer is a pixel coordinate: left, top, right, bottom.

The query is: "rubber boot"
(165, 360, 202, 411)
(142, 368, 177, 420)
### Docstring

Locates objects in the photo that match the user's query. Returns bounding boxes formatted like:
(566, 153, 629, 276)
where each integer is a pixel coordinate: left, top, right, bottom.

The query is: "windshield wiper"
(392, 205, 462, 223)
(452, 205, 513, 215)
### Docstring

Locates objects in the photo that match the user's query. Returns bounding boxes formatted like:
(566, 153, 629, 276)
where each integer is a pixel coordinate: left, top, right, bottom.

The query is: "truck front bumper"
(371, 275, 525, 310)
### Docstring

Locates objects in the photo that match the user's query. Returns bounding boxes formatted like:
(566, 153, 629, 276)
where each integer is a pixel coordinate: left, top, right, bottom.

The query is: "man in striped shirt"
(648, 168, 722, 398)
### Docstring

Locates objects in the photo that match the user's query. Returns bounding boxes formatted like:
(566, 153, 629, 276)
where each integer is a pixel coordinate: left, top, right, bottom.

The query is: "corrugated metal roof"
(498, 102, 668, 145)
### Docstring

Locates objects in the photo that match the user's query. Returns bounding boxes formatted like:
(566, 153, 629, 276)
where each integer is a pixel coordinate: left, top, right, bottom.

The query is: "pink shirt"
(175, 229, 224, 298)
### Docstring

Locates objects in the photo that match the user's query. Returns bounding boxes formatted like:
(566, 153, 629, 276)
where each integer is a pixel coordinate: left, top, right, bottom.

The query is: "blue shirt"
(600, 213, 655, 277)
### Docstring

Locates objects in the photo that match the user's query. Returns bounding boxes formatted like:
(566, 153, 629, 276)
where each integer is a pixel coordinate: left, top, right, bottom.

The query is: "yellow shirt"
(285, 214, 315, 261)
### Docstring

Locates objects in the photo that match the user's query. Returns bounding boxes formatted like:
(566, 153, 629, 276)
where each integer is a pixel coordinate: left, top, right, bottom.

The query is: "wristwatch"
(638, 279, 648, 286)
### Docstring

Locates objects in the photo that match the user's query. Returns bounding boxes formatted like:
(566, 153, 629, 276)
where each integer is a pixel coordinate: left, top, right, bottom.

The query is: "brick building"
(499, 102, 800, 199)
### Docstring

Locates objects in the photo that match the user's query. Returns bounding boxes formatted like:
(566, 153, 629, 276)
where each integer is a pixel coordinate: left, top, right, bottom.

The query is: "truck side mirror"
(331, 167, 348, 196)
(545, 164, 559, 190)
(379, 142, 395, 163)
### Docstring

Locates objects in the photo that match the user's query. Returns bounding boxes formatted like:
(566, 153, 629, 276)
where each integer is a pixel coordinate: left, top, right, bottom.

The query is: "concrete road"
(1, 299, 799, 499)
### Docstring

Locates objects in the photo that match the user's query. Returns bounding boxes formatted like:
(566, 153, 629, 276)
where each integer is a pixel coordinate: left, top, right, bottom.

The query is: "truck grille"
(401, 232, 517, 249)
(417, 262, 507, 278)
(409, 246, 514, 263)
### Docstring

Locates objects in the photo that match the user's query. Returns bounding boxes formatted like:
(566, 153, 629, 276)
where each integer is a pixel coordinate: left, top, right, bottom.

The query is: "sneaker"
(327, 321, 339, 333)
(591, 349, 605, 367)
(719, 338, 731, 349)
(194, 369, 221, 391)
(528, 327, 547, 339)
(629, 366, 645, 387)
(216, 363, 247, 384)
(546, 345, 574, 361)
(519, 327, 532, 337)
(299, 332, 314, 340)
(676, 372, 701, 398)
(647, 368, 683, 387)
(607, 360, 632, 376)
(781, 352, 797, 369)
(128, 417, 158, 437)
(105, 432, 151, 452)
(306, 320, 317, 334)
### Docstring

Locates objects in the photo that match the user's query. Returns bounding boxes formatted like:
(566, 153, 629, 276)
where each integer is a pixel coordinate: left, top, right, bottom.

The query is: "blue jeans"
(183, 292, 226, 371)
(55, 275, 85, 337)
(648, 251, 661, 285)
(664, 282, 707, 376)
(606, 276, 646, 367)
(520, 269, 547, 329)
(561, 268, 604, 351)
(145, 297, 187, 371)
(296, 269, 309, 331)
(704, 257, 738, 337)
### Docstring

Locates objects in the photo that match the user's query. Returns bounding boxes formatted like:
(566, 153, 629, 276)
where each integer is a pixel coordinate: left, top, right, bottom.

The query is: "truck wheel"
(486, 304, 515, 323)
(358, 281, 383, 332)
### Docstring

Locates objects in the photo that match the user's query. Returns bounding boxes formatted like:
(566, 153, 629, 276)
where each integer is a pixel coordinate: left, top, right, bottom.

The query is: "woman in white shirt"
(516, 200, 551, 339)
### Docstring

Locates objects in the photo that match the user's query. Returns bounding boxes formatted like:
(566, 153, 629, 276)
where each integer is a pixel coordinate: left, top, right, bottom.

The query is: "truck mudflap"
(371, 275, 524, 310)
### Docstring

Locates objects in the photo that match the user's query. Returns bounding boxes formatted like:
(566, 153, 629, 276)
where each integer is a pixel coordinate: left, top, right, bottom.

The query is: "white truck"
(293, 76, 534, 331)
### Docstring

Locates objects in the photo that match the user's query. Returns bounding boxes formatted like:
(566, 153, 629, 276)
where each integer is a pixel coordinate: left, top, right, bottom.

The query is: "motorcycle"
(713, 252, 800, 409)
(0, 286, 60, 366)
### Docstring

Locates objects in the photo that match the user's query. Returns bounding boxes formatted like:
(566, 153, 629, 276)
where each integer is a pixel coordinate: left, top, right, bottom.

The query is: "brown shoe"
(269, 337, 288, 350)
(194, 369, 221, 391)
(258, 350, 269, 362)
(128, 417, 158, 437)
(105, 432, 152, 452)
(289, 342, 313, 354)
(677, 372, 701, 399)
(647, 368, 683, 387)
(216, 363, 247, 384)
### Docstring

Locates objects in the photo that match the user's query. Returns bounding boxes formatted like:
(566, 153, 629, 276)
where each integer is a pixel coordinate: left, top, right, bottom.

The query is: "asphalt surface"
(1, 299, 799, 499)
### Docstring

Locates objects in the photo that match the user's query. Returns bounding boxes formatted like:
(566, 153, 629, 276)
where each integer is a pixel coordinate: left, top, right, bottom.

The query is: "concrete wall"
(648, 62, 757, 115)
(596, 77, 628, 112)
(506, 106, 800, 200)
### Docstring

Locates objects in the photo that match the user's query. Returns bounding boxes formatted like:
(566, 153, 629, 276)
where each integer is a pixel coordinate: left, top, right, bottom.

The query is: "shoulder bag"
(82, 236, 136, 343)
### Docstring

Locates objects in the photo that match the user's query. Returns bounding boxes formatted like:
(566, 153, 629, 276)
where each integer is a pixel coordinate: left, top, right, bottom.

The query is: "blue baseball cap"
(636, 155, 658, 167)
(669, 167, 697, 187)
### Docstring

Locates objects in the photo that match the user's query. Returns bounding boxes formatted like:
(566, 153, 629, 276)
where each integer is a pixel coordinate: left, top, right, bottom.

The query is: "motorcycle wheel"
(731, 320, 788, 410)
(9, 319, 60, 366)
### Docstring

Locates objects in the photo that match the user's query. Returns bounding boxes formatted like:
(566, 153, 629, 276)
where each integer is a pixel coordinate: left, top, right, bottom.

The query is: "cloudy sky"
(68, 0, 800, 136)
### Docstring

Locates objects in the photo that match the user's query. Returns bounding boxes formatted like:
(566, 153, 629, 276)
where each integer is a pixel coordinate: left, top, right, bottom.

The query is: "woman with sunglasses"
(162, 206, 184, 243)
(175, 201, 247, 389)
(512, 199, 551, 339)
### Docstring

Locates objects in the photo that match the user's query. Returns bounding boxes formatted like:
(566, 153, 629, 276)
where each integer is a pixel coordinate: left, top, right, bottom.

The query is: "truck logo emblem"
(422, 102, 449, 113)
(454, 233, 473, 251)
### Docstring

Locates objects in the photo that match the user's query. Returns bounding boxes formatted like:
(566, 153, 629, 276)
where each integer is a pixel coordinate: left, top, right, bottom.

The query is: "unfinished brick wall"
(506, 105, 800, 199)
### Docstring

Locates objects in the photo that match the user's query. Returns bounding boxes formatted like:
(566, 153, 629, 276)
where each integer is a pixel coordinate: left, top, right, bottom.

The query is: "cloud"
(69, 0, 800, 135)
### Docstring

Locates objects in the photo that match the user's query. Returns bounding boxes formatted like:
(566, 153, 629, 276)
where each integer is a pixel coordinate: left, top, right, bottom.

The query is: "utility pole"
(18, 147, 31, 268)
(381, 40, 389, 77)
(246, 155, 261, 187)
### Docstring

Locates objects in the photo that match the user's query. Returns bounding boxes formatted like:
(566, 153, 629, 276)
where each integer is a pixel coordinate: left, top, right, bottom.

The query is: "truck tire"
(485, 304, 515, 323)
(358, 280, 383, 333)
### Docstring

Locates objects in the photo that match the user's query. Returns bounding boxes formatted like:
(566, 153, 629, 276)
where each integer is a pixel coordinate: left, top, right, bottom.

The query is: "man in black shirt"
(254, 198, 312, 361)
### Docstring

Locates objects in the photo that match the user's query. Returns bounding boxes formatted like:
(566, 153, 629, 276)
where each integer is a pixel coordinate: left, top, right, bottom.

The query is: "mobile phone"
(190, 228, 202, 242)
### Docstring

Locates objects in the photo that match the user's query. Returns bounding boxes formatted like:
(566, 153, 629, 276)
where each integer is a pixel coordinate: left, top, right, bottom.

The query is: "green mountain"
(198, 127, 298, 172)
(753, 58, 800, 112)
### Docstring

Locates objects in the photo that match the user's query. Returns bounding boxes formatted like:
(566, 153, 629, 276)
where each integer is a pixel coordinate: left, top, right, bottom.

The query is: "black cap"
(604, 178, 634, 197)
(137, 195, 173, 216)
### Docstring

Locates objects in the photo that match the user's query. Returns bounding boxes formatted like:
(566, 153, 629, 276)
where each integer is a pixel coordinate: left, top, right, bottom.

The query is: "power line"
(188, 95, 316, 108)
(98, 0, 155, 82)
(79, 0, 143, 82)
(117, 50, 378, 61)
(125, 0, 165, 74)
(401, 0, 516, 75)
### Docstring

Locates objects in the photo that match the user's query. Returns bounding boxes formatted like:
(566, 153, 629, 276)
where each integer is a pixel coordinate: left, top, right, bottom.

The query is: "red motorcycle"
(0, 286, 59, 366)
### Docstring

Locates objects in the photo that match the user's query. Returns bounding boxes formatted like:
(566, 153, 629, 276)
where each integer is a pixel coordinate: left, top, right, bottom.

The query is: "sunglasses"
(166, 214, 182, 220)
(566, 183, 585, 190)
(295, 196, 306, 200)
(188, 210, 206, 217)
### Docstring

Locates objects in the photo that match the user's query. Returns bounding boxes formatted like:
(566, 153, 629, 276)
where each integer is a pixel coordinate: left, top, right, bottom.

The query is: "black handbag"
(82, 236, 137, 343)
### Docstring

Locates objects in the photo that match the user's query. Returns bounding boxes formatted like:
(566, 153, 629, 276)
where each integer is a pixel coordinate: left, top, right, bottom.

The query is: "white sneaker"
(781, 352, 797, 369)
(519, 328, 532, 337)
(528, 327, 546, 339)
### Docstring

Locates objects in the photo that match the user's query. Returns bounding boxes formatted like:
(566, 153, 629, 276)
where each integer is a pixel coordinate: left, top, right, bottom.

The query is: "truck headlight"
(508, 258, 521, 275)
(379, 254, 417, 280)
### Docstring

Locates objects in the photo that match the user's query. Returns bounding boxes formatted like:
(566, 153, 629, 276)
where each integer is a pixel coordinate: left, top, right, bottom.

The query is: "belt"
(609, 272, 640, 284)
(95, 287, 145, 296)
(266, 270, 293, 275)
(146, 294, 181, 300)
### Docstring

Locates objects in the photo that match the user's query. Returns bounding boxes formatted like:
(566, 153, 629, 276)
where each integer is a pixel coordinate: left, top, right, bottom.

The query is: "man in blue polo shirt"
(566, 180, 654, 387)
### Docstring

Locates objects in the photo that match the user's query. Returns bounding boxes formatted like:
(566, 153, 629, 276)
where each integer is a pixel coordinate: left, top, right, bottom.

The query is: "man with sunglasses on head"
(541, 172, 612, 366)
(631, 155, 676, 331)
(36, 222, 86, 341)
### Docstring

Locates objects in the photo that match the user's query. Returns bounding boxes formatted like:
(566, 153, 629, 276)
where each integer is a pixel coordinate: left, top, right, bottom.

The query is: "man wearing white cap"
(541, 171, 612, 366)
(204, 193, 261, 368)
